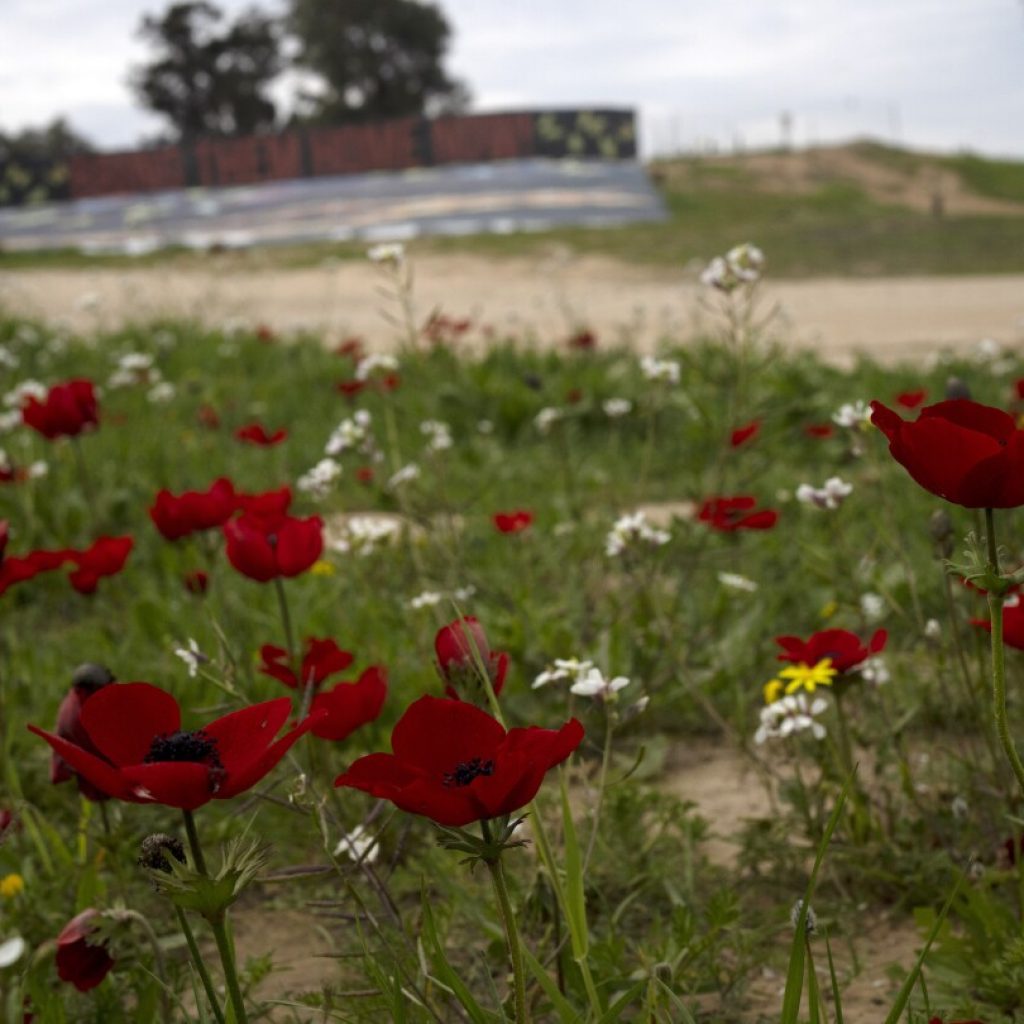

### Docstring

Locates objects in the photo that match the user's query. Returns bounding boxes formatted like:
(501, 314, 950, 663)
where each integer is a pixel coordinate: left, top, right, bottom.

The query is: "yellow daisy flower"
(763, 658, 837, 703)
(0, 873, 24, 899)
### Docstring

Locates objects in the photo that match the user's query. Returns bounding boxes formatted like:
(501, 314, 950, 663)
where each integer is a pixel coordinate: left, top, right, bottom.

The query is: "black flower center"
(144, 729, 222, 768)
(443, 758, 495, 788)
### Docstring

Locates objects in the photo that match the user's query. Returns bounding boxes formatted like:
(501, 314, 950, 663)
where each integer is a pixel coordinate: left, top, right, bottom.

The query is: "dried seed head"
(138, 833, 186, 873)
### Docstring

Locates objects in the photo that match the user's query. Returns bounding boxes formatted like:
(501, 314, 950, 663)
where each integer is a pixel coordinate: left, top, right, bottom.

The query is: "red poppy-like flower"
(260, 637, 354, 690)
(870, 399, 1024, 508)
(0, 543, 70, 597)
(422, 313, 472, 346)
(22, 379, 99, 440)
(698, 496, 778, 532)
(0, 520, 7, 561)
(381, 373, 401, 392)
(256, 324, 276, 344)
(896, 389, 927, 409)
(65, 536, 133, 595)
(29, 682, 320, 811)
(150, 478, 238, 541)
(972, 598, 1024, 650)
(356, 466, 375, 485)
(436, 617, 509, 699)
(310, 666, 387, 741)
(235, 423, 287, 446)
(183, 570, 209, 595)
(730, 421, 761, 447)
(335, 337, 365, 361)
(51, 664, 116, 802)
(493, 510, 534, 534)
(335, 695, 583, 826)
(804, 423, 834, 439)
(568, 329, 596, 351)
(223, 488, 322, 582)
(776, 629, 887, 674)
(56, 909, 115, 992)
(336, 379, 367, 399)
(197, 404, 221, 430)
(565, 387, 584, 404)
(927, 1018, 984, 1024)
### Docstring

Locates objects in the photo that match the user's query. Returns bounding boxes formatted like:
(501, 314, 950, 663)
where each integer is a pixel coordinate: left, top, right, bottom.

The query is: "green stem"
(582, 707, 614, 873)
(985, 508, 1024, 800)
(120, 909, 172, 1024)
(70, 436, 97, 519)
(181, 811, 248, 1024)
(484, 846, 529, 1024)
(174, 906, 226, 1024)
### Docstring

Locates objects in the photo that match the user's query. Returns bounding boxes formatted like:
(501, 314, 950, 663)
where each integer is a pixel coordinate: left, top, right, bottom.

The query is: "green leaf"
(520, 943, 580, 1024)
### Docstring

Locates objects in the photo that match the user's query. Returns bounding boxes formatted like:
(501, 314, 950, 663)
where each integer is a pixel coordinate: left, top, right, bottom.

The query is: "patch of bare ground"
(3, 257, 1023, 366)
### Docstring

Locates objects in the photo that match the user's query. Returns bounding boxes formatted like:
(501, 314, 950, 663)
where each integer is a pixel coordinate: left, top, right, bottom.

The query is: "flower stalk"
(985, 507, 1024, 800)
(482, 821, 529, 1024)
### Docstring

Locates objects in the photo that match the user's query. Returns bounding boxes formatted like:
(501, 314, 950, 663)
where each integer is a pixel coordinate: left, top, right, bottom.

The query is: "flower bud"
(138, 833, 186, 873)
(929, 509, 955, 557)
(945, 376, 971, 401)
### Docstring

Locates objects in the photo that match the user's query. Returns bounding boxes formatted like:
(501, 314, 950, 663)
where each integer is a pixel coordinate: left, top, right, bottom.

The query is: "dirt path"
(2, 254, 1022, 364)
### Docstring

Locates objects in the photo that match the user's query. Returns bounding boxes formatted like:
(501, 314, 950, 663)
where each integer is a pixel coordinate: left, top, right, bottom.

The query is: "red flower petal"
(80, 683, 180, 765)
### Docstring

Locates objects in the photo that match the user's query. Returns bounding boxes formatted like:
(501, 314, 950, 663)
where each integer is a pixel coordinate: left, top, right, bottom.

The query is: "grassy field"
(3, 139, 1024, 278)
(3, 280, 1024, 1020)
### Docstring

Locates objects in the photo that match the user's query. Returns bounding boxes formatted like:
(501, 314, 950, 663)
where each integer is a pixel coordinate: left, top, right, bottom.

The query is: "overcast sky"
(1, 0, 1022, 158)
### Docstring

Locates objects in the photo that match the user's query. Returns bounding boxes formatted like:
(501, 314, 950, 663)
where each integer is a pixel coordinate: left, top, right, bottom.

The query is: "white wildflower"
(453, 585, 477, 602)
(174, 638, 207, 678)
(535, 406, 563, 434)
(569, 668, 631, 700)
(297, 457, 342, 498)
(408, 590, 444, 610)
(603, 398, 633, 418)
(858, 656, 890, 686)
(718, 571, 758, 593)
(387, 463, 420, 489)
(832, 401, 871, 429)
(26, 460, 48, 479)
(326, 410, 373, 456)
(367, 243, 405, 266)
(0, 936, 26, 968)
(639, 356, 680, 386)
(3, 380, 46, 408)
(533, 657, 595, 689)
(355, 353, 399, 382)
(754, 694, 829, 744)
(330, 515, 402, 555)
(975, 337, 1002, 361)
(726, 242, 764, 282)
(924, 618, 942, 640)
(795, 476, 853, 510)
(147, 382, 176, 404)
(0, 411, 21, 433)
(334, 824, 379, 864)
(420, 419, 453, 452)
(605, 511, 671, 557)
(0, 345, 17, 369)
(860, 592, 886, 622)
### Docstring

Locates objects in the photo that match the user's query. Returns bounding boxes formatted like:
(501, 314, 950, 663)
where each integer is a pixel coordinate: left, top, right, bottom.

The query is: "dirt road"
(1, 254, 1022, 364)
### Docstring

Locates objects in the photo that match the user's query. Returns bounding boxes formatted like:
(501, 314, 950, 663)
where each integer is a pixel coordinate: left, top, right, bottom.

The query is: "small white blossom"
(924, 618, 942, 639)
(387, 463, 420, 489)
(408, 590, 444, 609)
(569, 668, 631, 700)
(718, 571, 758, 593)
(535, 406, 563, 434)
(603, 398, 633, 418)
(26, 460, 48, 479)
(0, 936, 26, 968)
(0, 345, 18, 369)
(453, 585, 477, 602)
(533, 657, 595, 689)
(334, 824, 379, 864)
(860, 592, 886, 622)
(420, 419, 453, 452)
(832, 401, 871, 428)
(326, 410, 374, 456)
(174, 638, 207, 678)
(639, 356, 680, 386)
(355, 353, 399, 382)
(754, 694, 829, 744)
(3, 380, 46, 408)
(0, 411, 21, 433)
(726, 242, 764, 282)
(330, 515, 403, 555)
(367, 243, 405, 266)
(297, 457, 342, 498)
(975, 337, 1002, 361)
(147, 382, 175, 404)
(795, 476, 853, 510)
(605, 511, 671, 557)
(858, 656, 890, 686)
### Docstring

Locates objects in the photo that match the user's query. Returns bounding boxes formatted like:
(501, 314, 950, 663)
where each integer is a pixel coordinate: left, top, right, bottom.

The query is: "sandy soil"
(2, 254, 1022, 365)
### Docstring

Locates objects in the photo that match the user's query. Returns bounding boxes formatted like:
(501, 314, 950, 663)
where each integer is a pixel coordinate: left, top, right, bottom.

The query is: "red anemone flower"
(698, 496, 778, 532)
(335, 695, 583, 827)
(197, 404, 221, 430)
(870, 399, 1024, 508)
(775, 629, 887, 674)
(51, 664, 116, 802)
(336, 379, 368, 399)
(335, 337, 365, 361)
(22, 379, 99, 440)
(235, 423, 287, 446)
(804, 423, 834, 439)
(260, 637, 354, 690)
(150, 478, 238, 541)
(435, 617, 509, 699)
(0, 520, 7, 561)
(896, 389, 927, 409)
(65, 536, 133, 595)
(356, 466, 375, 485)
(56, 909, 115, 992)
(183, 570, 209, 594)
(568, 329, 597, 351)
(972, 598, 1024, 650)
(310, 666, 388, 741)
(0, 545, 70, 597)
(29, 682, 320, 811)
(493, 510, 534, 534)
(730, 420, 761, 447)
(223, 488, 322, 582)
